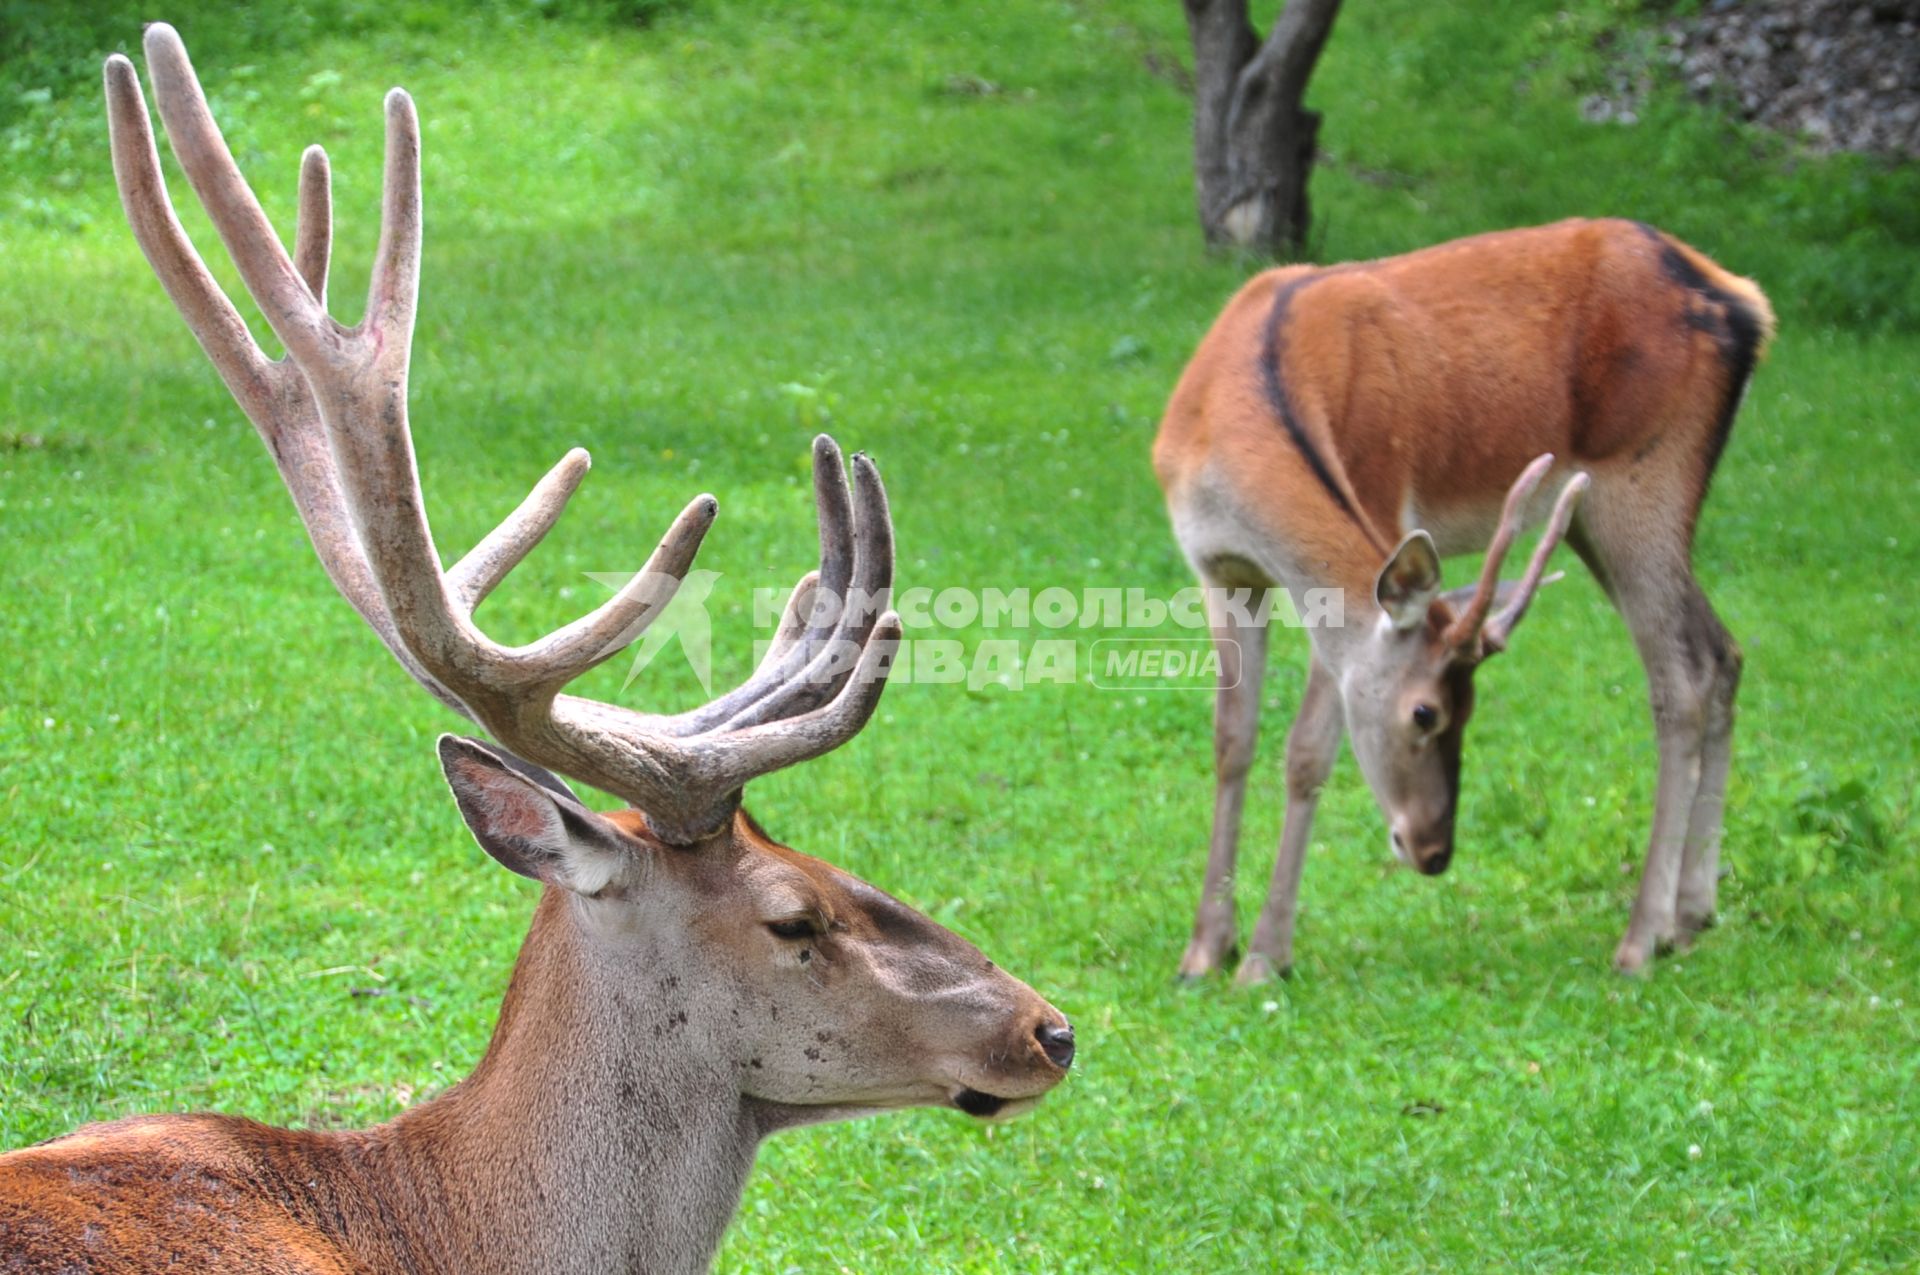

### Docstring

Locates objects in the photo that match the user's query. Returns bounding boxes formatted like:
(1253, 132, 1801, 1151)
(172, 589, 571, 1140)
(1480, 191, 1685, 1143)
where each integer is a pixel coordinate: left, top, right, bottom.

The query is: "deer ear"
(437, 735, 629, 895)
(1375, 531, 1443, 630)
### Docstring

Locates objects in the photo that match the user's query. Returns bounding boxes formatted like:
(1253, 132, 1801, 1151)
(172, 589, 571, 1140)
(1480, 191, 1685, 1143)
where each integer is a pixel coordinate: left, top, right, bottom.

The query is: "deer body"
(0, 27, 1073, 1270)
(1155, 218, 1772, 980)
(6, 850, 1012, 1275)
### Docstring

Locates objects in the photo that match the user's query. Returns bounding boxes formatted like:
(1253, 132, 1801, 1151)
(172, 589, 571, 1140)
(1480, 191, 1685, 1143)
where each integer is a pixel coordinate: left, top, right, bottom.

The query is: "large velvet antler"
(107, 26, 901, 842)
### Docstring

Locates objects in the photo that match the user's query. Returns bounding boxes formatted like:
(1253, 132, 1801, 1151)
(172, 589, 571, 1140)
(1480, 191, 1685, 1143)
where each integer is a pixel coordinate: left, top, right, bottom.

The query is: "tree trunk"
(1182, 0, 1343, 258)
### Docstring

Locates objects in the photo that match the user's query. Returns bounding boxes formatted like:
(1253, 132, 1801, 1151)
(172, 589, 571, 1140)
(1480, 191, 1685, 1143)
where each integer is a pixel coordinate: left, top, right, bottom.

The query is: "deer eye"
(765, 916, 820, 941)
(1411, 703, 1439, 732)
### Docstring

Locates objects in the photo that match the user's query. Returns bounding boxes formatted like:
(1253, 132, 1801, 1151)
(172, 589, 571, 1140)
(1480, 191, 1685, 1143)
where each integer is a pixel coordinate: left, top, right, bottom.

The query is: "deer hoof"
(1176, 931, 1237, 982)
(1670, 916, 1714, 954)
(1677, 909, 1718, 940)
(1233, 953, 1290, 986)
(1612, 935, 1655, 975)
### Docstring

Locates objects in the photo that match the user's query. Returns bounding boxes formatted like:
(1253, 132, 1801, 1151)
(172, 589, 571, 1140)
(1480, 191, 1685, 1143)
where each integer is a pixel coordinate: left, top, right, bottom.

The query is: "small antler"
(1478, 472, 1589, 656)
(106, 26, 901, 843)
(1443, 453, 1589, 661)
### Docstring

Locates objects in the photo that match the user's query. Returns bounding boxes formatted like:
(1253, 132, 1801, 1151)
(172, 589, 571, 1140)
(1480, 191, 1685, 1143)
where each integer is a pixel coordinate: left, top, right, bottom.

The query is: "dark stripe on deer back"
(1258, 272, 1365, 529)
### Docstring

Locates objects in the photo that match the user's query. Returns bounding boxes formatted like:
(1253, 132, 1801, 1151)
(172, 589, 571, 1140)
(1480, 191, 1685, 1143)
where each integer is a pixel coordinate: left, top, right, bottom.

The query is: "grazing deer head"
(1342, 456, 1589, 875)
(0, 27, 1071, 1275)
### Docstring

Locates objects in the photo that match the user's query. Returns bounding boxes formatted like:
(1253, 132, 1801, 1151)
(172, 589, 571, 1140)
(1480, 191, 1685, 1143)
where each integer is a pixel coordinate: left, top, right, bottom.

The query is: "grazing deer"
(0, 27, 1075, 1274)
(1154, 217, 1773, 981)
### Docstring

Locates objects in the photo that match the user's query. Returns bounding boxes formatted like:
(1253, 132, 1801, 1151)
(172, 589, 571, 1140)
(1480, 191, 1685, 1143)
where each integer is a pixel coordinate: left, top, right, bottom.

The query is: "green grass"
(2, 0, 1917, 1269)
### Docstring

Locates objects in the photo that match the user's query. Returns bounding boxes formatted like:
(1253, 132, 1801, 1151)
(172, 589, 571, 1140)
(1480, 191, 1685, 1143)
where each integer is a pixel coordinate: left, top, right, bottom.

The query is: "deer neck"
(1180, 459, 1394, 675)
(1305, 582, 1389, 674)
(1263, 519, 1393, 676)
(375, 888, 759, 1275)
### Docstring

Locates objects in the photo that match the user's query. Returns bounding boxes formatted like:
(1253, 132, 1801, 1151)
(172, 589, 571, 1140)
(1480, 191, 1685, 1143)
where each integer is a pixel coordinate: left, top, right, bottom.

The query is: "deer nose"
(1035, 1022, 1075, 1070)
(1413, 836, 1453, 875)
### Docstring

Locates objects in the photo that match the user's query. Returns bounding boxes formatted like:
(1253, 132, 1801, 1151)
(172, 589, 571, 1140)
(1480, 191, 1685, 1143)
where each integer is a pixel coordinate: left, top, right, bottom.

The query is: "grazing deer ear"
(437, 735, 629, 895)
(1375, 531, 1443, 630)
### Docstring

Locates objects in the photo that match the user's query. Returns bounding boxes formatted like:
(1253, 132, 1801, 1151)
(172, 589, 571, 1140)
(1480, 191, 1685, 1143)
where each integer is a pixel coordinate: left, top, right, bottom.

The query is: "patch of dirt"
(1667, 0, 1920, 158)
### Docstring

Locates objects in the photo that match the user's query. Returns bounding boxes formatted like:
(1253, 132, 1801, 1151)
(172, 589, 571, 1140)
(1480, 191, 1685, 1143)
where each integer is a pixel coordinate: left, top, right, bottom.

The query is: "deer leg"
(1675, 588, 1742, 942)
(1236, 655, 1341, 985)
(1178, 583, 1270, 980)
(1608, 568, 1720, 974)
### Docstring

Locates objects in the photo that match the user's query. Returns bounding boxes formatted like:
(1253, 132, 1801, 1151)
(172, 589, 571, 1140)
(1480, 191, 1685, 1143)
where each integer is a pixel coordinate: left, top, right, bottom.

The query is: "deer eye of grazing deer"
(1411, 703, 1440, 733)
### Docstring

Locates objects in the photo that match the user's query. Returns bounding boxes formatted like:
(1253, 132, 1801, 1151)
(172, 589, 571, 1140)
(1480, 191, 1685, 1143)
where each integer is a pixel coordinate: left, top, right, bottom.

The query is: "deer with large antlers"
(0, 26, 1074, 1273)
(1155, 218, 1773, 981)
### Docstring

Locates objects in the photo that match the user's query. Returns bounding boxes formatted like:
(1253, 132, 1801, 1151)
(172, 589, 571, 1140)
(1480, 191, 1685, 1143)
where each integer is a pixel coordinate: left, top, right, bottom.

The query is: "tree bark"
(1182, 0, 1343, 258)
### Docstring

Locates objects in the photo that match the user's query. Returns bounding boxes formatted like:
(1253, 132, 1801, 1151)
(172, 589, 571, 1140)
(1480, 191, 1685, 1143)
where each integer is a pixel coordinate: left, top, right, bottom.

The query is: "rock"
(1663, 0, 1920, 158)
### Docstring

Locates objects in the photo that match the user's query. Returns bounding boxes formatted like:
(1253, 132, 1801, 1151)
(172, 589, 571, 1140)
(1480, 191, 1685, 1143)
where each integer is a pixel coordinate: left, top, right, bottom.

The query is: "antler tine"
(702, 610, 905, 797)
(722, 451, 894, 729)
(806, 434, 859, 621)
(698, 568, 821, 710)
(544, 607, 906, 843)
(103, 51, 274, 418)
(449, 449, 594, 613)
(366, 87, 422, 363)
(105, 44, 474, 720)
(143, 25, 335, 367)
(671, 436, 860, 733)
(1479, 473, 1589, 656)
(760, 571, 822, 668)
(294, 145, 331, 306)
(1442, 452, 1554, 650)
(513, 493, 718, 683)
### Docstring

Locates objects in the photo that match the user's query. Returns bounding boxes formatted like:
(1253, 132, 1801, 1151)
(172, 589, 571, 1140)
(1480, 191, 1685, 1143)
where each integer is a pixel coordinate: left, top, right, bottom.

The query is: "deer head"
(440, 736, 1072, 1125)
(103, 23, 1072, 1139)
(1339, 455, 1588, 874)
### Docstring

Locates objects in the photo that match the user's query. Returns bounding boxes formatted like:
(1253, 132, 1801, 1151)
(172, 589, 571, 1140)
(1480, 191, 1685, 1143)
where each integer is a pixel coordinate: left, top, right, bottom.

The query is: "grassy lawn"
(2, 0, 1915, 1269)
